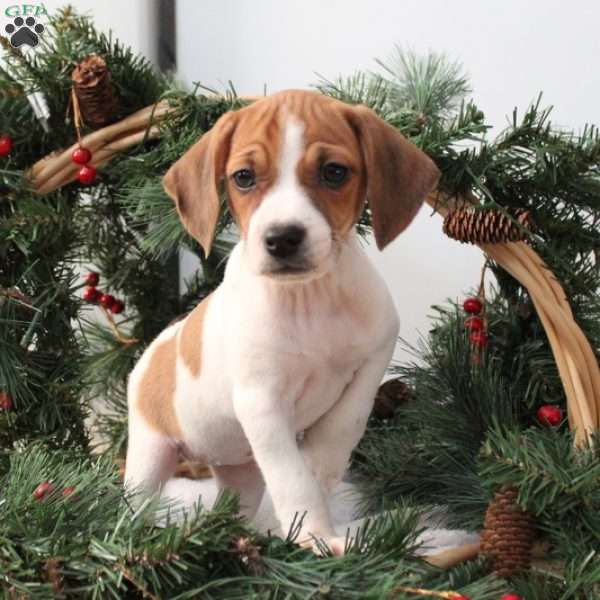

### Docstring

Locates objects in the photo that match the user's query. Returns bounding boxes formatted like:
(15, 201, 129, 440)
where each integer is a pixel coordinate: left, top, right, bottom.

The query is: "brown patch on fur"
(163, 112, 238, 256)
(138, 334, 182, 439)
(179, 295, 212, 377)
(295, 96, 367, 237)
(225, 100, 282, 237)
(343, 104, 440, 249)
(279, 91, 439, 245)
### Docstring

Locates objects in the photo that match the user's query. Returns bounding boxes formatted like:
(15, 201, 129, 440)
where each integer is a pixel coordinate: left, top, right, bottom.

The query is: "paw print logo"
(5, 16, 45, 48)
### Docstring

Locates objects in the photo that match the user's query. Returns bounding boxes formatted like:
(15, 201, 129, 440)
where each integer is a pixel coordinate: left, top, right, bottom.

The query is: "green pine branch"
(352, 291, 566, 528)
(0, 445, 509, 599)
(479, 427, 600, 598)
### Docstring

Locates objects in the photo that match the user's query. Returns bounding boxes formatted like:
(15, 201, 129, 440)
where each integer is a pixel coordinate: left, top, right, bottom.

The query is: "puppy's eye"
(321, 162, 348, 188)
(232, 169, 256, 190)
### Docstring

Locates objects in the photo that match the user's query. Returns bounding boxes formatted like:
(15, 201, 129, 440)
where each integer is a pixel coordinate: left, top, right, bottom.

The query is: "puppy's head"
(163, 91, 439, 280)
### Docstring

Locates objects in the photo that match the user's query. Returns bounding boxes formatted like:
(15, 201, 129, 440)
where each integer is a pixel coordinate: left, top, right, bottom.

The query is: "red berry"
(537, 404, 562, 427)
(463, 297, 483, 314)
(0, 134, 13, 156)
(78, 164, 97, 185)
(0, 392, 13, 410)
(71, 146, 92, 165)
(110, 299, 125, 314)
(465, 316, 484, 331)
(85, 271, 99, 286)
(99, 293, 116, 309)
(62, 486, 76, 498)
(82, 286, 101, 303)
(451, 595, 471, 600)
(33, 481, 54, 500)
(500, 594, 522, 600)
(470, 330, 489, 347)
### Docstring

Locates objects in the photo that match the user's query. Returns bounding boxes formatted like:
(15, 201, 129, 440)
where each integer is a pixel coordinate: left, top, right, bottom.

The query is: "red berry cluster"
(463, 296, 488, 347)
(71, 145, 97, 185)
(0, 391, 13, 410)
(33, 481, 77, 501)
(0, 134, 13, 157)
(82, 271, 125, 314)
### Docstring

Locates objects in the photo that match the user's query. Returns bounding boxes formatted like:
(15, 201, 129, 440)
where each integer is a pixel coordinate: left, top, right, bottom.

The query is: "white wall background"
(33, 0, 158, 65)
(176, 0, 600, 363)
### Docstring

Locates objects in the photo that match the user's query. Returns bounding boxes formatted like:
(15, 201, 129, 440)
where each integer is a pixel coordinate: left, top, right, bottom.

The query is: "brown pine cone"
(443, 207, 533, 245)
(71, 54, 119, 128)
(480, 486, 536, 577)
(372, 378, 413, 419)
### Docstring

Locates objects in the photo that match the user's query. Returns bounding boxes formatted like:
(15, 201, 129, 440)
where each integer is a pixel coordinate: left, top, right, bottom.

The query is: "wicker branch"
(27, 101, 175, 193)
(424, 542, 481, 569)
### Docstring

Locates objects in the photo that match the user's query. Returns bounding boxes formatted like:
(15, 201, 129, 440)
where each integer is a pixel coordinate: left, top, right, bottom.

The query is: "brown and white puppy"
(124, 90, 439, 554)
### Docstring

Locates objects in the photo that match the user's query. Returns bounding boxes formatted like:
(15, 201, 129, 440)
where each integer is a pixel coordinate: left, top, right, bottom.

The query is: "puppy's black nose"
(265, 224, 306, 259)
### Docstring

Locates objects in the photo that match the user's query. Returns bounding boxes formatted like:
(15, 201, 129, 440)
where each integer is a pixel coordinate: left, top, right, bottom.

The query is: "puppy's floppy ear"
(163, 111, 237, 256)
(346, 105, 440, 249)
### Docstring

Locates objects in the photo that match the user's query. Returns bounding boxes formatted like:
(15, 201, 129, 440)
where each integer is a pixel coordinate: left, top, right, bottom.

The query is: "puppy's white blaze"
(277, 116, 304, 189)
(254, 116, 309, 224)
(246, 116, 332, 274)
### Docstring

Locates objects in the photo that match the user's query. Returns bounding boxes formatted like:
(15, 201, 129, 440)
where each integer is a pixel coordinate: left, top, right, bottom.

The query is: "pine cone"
(71, 54, 119, 128)
(443, 207, 533, 245)
(480, 486, 536, 577)
(372, 378, 413, 419)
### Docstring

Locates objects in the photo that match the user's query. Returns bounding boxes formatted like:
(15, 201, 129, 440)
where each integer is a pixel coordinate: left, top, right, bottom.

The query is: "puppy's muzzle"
(265, 224, 306, 260)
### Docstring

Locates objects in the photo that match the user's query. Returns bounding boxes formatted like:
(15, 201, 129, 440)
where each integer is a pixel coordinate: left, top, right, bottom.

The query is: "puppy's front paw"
(299, 534, 348, 556)
(326, 536, 347, 556)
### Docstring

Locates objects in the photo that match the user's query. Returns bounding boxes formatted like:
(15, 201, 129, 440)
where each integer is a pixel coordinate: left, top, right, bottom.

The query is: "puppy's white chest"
(292, 353, 363, 432)
(175, 240, 397, 466)
(228, 273, 388, 427)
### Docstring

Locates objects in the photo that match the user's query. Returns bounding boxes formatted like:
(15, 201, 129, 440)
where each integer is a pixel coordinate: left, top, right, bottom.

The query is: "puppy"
(124, 90, 439, 554)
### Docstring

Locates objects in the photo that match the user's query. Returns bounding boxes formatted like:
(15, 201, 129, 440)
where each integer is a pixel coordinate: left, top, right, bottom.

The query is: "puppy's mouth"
(257, 235, 341, 282)
(263, 259, 315, 279)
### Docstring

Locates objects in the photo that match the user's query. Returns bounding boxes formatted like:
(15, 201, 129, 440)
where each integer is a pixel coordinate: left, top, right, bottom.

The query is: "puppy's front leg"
(301, 340, 396, 496)
(233, 385, 336, 549)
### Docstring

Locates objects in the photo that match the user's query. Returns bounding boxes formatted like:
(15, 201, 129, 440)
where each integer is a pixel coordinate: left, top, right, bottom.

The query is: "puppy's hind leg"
(124, 418, 261, 519)
(124, 413, 178, 506)
(212, 460, 265, 520)
(124, 416, 216, 517)
(160, 474, 222, 511)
